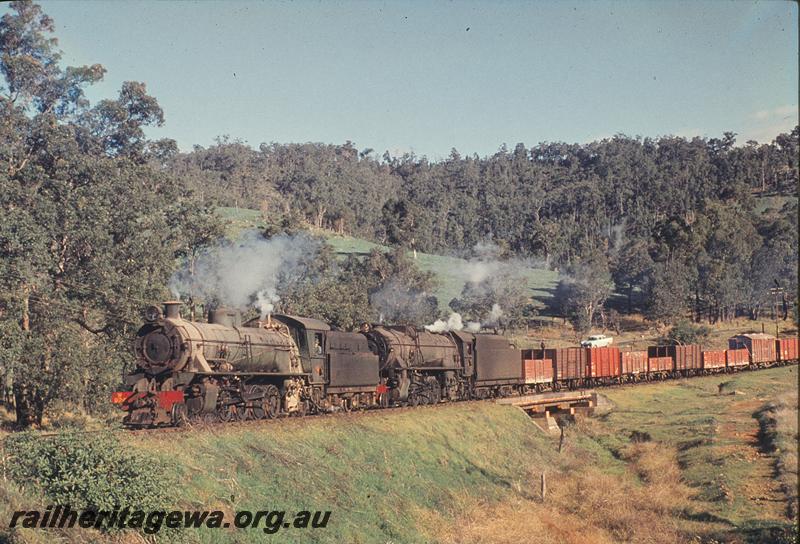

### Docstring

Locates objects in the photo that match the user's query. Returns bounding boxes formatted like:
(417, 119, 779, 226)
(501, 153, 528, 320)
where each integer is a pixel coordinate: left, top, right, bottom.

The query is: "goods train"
(112, 302, 799, 427)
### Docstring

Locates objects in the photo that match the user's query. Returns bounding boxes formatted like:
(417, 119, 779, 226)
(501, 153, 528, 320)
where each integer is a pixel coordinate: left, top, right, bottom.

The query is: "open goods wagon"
(728, 333, 776, 365)
(726, 348, 749, 368)
(777, 337, 798, 362)
(587, 347, 621, 382)
(522, 358, 554, 387)
(621, 350, 648, 379)
(701, 350, 726, 370)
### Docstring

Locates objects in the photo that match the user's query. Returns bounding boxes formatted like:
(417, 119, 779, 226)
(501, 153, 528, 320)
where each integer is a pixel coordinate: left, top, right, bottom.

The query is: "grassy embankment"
(754, 388, 799, 520)
(1, 365, 797, 544)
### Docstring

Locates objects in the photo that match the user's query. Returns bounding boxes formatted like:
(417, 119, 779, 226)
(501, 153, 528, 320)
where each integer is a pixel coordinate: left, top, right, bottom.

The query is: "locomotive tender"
(113, 302, 799, 428)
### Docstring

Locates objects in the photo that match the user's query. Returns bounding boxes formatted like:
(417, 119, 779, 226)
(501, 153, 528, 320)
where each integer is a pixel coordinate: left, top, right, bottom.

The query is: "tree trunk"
(315, 204, 326, 229)
(21, 289, 29, 331)
(627, 285, 633, 314)
(694, 290, 701, 323)
(13, 384, 38, 427)
(14, 290, 40, 427)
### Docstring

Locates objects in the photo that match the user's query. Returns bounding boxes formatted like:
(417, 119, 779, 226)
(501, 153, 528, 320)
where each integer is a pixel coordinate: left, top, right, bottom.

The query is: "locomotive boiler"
(135, 302, 302, 375)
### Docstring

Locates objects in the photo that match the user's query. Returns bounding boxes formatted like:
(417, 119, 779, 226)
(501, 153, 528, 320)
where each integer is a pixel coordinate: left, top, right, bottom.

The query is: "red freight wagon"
(522, 359, 554, 385)
(671, 344, 702, 372)
(728, 334, 776, 364)
(526, 348, 586, 382)
(621, 351, 647, 375)
(777, 337, 798, 362)
(726, 348, 749, 368)
(647, 346, 672, 374)
(587, 347, 621, 378)
(648, 356, 673, 373)
(647, 345, 702, 374)
(701, 350, 726, 370)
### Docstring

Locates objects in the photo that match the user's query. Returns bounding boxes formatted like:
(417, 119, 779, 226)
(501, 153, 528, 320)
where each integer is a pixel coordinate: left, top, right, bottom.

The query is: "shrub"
(3, 431, 172, 511)
(667, 320, 711, 345)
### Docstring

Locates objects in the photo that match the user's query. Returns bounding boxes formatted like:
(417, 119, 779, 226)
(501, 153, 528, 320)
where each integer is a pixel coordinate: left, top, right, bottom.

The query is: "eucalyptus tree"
(0, 1, 215, 425)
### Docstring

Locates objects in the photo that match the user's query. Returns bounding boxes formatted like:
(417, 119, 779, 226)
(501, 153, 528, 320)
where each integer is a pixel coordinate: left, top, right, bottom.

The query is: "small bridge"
(496, 390, 598, 433)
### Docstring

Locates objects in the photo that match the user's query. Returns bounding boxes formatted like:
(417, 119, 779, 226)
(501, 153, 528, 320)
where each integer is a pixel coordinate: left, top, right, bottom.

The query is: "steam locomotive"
(112, 301, 520, 427)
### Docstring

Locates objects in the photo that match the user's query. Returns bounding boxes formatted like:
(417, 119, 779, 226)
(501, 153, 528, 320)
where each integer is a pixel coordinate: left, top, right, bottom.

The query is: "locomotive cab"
(270, 315, 331, 384)
(270, 315, 383, 411)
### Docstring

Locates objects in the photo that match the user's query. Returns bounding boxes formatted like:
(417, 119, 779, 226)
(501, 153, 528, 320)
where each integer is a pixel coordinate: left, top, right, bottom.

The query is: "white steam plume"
(169, 230, 321, 317)
(485, 303, 504, 325)
(425, 312, 481, 333)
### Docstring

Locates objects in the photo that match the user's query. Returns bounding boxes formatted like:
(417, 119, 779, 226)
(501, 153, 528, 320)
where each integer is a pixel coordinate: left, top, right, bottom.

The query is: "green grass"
(124, 404, 553, 544)
(753, 194, 797, 215)
(215, 206, 266, 237)
(324, 232, 558, 311)
(322, 233, 383, 255)
(215, 207, 559, 312)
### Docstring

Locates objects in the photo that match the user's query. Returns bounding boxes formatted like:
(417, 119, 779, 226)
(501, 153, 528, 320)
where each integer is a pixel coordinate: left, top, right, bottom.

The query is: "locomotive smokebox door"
(144, 332, 172, 364)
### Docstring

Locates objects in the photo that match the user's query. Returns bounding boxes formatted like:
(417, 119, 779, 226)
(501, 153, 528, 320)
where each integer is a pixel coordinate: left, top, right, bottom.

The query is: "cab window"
(310, 332, 324, 356)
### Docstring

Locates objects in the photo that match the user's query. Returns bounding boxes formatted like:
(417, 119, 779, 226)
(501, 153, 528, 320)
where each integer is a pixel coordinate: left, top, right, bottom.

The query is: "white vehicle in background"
(581, 334, 613, 348)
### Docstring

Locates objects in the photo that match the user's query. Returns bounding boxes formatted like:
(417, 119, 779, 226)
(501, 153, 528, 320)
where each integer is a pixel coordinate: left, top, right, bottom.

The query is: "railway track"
(126, 398, 495, 437)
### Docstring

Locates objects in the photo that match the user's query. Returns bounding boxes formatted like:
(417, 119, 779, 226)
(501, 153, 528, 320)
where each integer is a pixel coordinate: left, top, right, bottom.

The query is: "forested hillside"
(172, 129, 798, 330)
(176, 134, 797, 260)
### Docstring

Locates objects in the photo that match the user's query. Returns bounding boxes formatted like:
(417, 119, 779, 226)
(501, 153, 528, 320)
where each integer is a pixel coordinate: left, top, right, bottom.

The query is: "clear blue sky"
(36, 0, 799, 158)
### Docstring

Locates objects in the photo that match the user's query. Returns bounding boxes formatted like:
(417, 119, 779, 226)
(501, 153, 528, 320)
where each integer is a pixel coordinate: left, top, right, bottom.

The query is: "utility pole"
(769, 286, 784, 338)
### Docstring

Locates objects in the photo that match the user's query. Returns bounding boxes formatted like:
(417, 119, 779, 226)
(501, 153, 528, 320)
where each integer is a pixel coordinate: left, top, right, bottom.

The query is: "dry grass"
(757, 389, 799, 520)
(548, 443, 692, 544)
(421, 494, 617, 544)
(426, 437, 697, 544)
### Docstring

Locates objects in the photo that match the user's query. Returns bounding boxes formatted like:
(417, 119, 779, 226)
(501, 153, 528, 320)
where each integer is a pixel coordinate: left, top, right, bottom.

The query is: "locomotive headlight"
(144, 305, 163, 322)
(144, 331, 173, 364)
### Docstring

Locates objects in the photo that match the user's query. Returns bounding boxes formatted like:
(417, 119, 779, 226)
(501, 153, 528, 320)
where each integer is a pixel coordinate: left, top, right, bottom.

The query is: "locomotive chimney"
(209, 309, 222, 325)
(208, 308, 241, 328)
(209, 308, 231, 327)
(163, 301, 182, 320)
